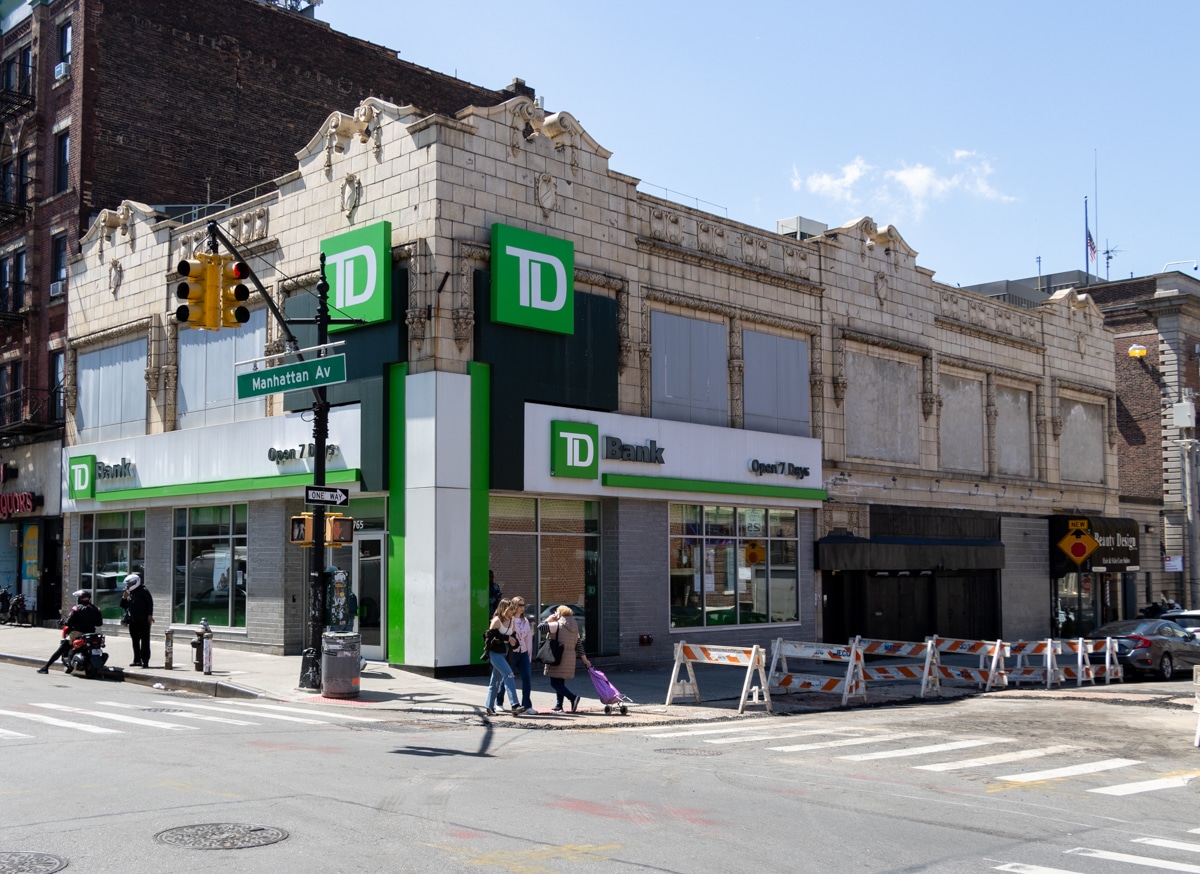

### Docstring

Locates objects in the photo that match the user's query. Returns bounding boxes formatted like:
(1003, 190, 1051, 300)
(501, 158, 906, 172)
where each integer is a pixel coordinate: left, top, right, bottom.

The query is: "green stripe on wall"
(388, 363, 407, 665)
(469, 362, 491, 657)
(600, 473, 827, 502)
(92, 467, 361, 502)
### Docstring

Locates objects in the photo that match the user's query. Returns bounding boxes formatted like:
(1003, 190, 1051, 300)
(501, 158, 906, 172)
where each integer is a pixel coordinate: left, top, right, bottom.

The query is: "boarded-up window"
(1060, 399, 1105, 483)
(846, 351, 919, 463)
(940, 374, 984, 472)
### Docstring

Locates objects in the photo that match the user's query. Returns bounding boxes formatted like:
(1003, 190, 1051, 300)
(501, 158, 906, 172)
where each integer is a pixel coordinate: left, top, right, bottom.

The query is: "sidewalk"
(2, 624, 1190, 727)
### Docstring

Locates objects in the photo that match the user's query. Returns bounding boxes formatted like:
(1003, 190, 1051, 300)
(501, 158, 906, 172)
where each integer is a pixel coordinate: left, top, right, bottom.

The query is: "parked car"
(1086, 618, 1200, 680)
(1161, 610, 1200, 634)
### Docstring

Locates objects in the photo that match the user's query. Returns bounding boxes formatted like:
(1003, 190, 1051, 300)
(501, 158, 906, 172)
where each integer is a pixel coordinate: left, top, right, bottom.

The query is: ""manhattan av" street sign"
(236, 355, 347, 400)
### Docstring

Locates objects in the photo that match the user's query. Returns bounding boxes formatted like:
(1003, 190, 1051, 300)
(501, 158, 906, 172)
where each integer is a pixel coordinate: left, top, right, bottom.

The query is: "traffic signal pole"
(298, 258, 332, 691)
(204, 221, 360, 691)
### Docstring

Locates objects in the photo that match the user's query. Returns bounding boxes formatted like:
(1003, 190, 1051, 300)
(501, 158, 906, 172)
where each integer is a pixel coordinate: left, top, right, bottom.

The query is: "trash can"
(321, 631, 361, 698)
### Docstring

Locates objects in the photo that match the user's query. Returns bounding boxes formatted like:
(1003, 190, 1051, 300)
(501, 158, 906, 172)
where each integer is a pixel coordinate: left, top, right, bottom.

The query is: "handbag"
(535, 627, 563, 665)
(120, 609, 131, 626)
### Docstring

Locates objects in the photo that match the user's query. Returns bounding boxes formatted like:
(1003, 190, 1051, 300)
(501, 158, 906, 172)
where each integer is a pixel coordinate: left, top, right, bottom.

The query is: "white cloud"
(798, 150, 1014, 222)
(794, 156, 873, 204)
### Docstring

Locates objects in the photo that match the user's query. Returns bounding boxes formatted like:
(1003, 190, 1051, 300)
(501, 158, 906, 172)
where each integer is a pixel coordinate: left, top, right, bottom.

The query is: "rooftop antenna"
(1102, 240, 1121, 281)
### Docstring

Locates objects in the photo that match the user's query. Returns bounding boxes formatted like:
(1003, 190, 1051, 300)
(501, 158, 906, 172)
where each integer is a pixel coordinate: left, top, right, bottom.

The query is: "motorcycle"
(62, 632, 109, 678)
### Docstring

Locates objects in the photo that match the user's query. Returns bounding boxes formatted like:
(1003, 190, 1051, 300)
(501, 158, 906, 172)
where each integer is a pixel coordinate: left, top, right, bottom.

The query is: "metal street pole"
(298, 255, 331, 691)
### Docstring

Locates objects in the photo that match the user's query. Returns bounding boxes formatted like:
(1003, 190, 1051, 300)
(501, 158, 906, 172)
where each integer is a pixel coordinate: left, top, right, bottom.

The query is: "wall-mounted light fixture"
(930, 478, 941, 493)
(1144, 523, 1156, 534)
(968, 483, 980, 496)
(1128, 343, 1148, 358)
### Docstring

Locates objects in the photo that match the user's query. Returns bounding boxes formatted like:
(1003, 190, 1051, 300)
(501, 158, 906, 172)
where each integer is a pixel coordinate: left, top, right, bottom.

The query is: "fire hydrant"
(190, 618, 213, 674)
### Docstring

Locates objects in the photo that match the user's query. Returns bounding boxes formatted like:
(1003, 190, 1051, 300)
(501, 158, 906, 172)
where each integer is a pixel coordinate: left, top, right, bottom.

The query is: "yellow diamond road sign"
(1058, 521, 1099, 566)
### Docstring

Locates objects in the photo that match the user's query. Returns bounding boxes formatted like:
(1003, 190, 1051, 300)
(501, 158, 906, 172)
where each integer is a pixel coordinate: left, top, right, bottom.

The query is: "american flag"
(1086, 229, 1097, 263)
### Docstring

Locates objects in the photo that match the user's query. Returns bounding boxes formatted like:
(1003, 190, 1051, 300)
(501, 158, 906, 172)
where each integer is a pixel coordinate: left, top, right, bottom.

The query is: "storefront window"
(489, 497, 599, 650)
(77, 511, 145, 620)
(670, 504, 800, 628)
(172, 504, 248, 627)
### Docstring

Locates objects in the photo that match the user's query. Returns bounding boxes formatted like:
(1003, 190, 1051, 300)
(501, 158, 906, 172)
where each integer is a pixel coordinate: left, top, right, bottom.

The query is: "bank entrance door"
(353, 534, 385, 661)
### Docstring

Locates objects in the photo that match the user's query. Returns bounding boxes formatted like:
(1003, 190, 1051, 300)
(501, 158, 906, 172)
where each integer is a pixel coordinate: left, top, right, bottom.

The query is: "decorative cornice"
(74, 317, 154, 351)
(278, 269, 321, 296)
(637, 237, 821, 295)
(932, 316, 1045, 353)
(840, 327, 930, 360)
(938, 355, 1041, 387)
(644, 287, 820, 336)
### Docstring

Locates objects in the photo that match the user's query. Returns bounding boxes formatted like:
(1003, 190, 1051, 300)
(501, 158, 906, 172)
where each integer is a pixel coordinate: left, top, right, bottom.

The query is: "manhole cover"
(0, 852, 68, 873)
(654, 747, 723, 757)
(153, 824, 288, 850)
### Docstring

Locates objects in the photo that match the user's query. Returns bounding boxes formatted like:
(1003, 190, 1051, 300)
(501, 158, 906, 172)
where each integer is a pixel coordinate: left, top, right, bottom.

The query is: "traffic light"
(289, 514, 313, 546)
(174, 254, 218, 329)
(325, 514, 355, 546)
(219, 257, 251, 328)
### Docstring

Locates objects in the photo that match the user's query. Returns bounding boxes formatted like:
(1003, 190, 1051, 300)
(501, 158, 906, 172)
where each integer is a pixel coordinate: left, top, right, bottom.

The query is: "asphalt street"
(1, 661, 1197, 873)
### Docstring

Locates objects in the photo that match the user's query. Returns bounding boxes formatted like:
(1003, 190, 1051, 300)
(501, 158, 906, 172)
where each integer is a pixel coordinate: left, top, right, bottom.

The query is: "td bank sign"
(491, 224, 574, 335)
(321, 221, 392, 333)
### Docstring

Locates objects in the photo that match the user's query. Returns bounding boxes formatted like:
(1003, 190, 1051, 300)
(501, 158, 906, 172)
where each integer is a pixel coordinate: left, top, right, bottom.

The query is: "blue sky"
(319, 1, 1198, 289)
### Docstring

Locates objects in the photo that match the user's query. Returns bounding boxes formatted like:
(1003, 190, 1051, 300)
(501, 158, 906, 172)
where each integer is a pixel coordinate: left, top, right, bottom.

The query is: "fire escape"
(0, 59, 33, 232)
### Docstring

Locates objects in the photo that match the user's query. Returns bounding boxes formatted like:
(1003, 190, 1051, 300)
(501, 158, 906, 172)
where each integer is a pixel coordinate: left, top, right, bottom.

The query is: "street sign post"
(305, 486, 350, 507)
(236, 354, 347, 400)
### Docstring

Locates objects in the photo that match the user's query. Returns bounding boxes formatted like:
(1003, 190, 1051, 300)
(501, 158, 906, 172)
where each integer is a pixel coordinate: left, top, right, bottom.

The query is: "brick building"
(0, 0, 521, 620)
(64, 81, 1130, 670)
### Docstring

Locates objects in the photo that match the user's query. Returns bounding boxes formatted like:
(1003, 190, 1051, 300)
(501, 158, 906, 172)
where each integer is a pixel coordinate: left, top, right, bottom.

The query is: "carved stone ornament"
(650, 208, 683, 244)
(698, 222, 727, 258)
(535, 173, 557, 217)
(341, 173, 362, 219)
(108, 259, 123, 296)
(227, 207, 269, 245)
(874, 271, 888, 306)
(510, 99, 545, 157)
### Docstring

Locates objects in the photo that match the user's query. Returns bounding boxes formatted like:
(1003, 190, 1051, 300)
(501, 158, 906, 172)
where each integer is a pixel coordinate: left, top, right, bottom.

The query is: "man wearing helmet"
(36, 590, 103, 674)
(120, 572, 154, 668)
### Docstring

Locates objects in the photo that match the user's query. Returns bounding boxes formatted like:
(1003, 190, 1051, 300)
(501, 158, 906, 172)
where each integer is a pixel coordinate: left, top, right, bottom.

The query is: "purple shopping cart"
(587, 665, 634, 715)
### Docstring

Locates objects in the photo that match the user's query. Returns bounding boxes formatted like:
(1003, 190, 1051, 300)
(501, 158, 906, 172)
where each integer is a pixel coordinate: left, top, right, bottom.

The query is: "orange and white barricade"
(767, 638, 866, 706)
(923, 636, 1010, 695)
(854, 637, 938, 699)
(666, 642, 772, 714)
(1008, 639, 1064, 688)
(1060, 637, 1123, 685)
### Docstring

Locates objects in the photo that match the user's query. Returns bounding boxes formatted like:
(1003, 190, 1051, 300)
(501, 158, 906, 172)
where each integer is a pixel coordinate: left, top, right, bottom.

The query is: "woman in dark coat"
(120, 572, 154, 668)
(541, 605, 591, 712)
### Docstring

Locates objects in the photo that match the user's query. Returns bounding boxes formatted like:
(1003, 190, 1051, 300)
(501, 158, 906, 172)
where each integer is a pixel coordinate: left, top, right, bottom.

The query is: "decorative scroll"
(698, 222, 727, 258)
(650, 208, 683, 245)
(729, 316, 744, 429)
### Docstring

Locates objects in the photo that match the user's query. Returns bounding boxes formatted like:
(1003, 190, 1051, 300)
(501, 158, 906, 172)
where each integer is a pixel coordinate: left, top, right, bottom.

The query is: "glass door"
(353, 534, 385, 661)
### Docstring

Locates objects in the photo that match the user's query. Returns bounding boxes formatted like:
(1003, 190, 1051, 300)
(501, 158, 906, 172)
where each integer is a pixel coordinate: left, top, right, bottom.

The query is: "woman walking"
(508, 597, 536, 713)
(483, 599, 525, 716)
(541, 605, 591, 712)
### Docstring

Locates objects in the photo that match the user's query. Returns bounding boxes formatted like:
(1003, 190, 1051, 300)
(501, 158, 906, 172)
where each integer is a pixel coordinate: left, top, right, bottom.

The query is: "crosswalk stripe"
(769, 731, 937, 753)
(1065, 847, 1200, 872)
(151, 699, 330, 724)
(916, 745, 1077, 772)
(0, 708, 121, 734)
(32, 703, 198, 731)
(641, 721, 804, 738)
(225, 701, 382, 723)
(841, 738, 1009, 762)
(998, 759, 1141, 783)
(0, 727, 33, 739)
(98, 702, 260, 726)
(1090, 774, 1200, 797)
(992, 863, 1083, 873)
(705, 728, 859, 745)
(1132, 838, 1200, 854)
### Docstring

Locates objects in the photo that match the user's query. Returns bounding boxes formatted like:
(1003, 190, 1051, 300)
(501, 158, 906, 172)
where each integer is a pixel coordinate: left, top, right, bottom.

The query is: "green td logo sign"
(68, 455, 95, 499)
(491, 224, 574, 335)
(550, 421, 598, 479)
(321, 220, 392, 333)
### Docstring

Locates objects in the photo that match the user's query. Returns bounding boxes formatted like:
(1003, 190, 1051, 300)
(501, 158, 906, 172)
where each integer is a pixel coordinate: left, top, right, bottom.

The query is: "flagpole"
(1084, 196, 1090, 286)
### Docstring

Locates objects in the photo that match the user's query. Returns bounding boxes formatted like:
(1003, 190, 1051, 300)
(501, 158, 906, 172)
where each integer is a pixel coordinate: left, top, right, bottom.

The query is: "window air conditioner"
(49, 280, 64, 298)
(54, 61, 69, 80)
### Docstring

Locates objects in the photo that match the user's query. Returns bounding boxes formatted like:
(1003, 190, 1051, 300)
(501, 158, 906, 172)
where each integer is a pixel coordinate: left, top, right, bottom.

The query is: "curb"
(0, 652, 271, 700)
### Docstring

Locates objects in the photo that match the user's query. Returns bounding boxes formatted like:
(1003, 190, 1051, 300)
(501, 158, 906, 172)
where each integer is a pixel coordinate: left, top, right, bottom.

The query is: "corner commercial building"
(63, 88, 1130, 671)
(0, 0, 519, 621)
